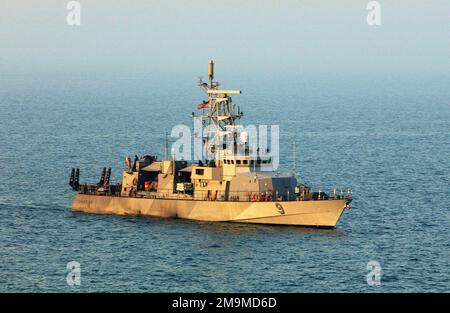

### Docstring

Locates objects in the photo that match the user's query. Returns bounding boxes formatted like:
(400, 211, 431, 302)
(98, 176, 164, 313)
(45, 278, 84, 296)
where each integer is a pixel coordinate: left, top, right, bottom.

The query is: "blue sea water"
(0, 70, 449, 292)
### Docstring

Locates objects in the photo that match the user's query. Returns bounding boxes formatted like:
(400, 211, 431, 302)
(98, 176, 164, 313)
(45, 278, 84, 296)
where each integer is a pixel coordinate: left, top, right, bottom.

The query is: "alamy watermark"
(366, 260, 382, 286)
(66, 1, 81, 26)
(66, 261, 81, 286)
(170, 119, 280, 171)
(366, 1, 381, 26)
(65, 2, 381, 27)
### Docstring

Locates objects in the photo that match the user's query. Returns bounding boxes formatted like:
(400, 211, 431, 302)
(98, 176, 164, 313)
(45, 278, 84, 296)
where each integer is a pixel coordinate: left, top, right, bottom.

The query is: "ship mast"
(198, 60, 242, 161)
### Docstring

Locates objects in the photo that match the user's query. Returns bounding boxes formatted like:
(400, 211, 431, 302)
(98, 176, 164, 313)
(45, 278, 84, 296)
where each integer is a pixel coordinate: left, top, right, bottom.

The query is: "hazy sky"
(1, 0, 449, 75)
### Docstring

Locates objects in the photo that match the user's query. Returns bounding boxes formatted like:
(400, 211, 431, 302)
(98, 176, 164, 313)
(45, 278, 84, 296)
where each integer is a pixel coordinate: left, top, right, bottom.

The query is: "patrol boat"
(70, 60, 352, 228)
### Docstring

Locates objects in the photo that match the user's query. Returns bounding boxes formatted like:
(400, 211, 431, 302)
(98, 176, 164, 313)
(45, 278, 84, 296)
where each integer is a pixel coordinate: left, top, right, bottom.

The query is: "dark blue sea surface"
(0, 71, 449, 292)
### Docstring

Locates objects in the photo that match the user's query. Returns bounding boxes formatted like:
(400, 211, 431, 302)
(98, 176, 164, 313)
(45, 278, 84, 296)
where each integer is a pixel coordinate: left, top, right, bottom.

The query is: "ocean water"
(0, 70, 449, 292)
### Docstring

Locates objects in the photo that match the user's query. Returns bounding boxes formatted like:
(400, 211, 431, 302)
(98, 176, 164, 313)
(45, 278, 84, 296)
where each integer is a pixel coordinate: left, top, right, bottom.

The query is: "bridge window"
(195, 168, 204, 175)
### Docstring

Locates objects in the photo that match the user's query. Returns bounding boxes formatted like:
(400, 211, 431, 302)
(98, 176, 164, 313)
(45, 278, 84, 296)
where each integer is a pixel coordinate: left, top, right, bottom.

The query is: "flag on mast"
(197, 100, 210, 109)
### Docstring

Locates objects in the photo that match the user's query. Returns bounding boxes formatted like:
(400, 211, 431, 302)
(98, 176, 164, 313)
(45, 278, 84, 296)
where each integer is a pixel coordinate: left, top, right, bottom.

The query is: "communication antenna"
(253, 144, 257, 179)
(208, 59, 214, 86)
(171, 147, 175, 175)
(164, 132, 169, 160)
(292, 141, 296, 177)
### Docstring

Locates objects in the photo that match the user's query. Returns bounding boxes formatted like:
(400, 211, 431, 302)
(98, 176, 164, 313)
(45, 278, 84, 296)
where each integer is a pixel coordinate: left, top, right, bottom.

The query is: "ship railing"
(295, 188, 353, 201)
(78, 184, 352, 202)
(142, 188, 353, 202)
